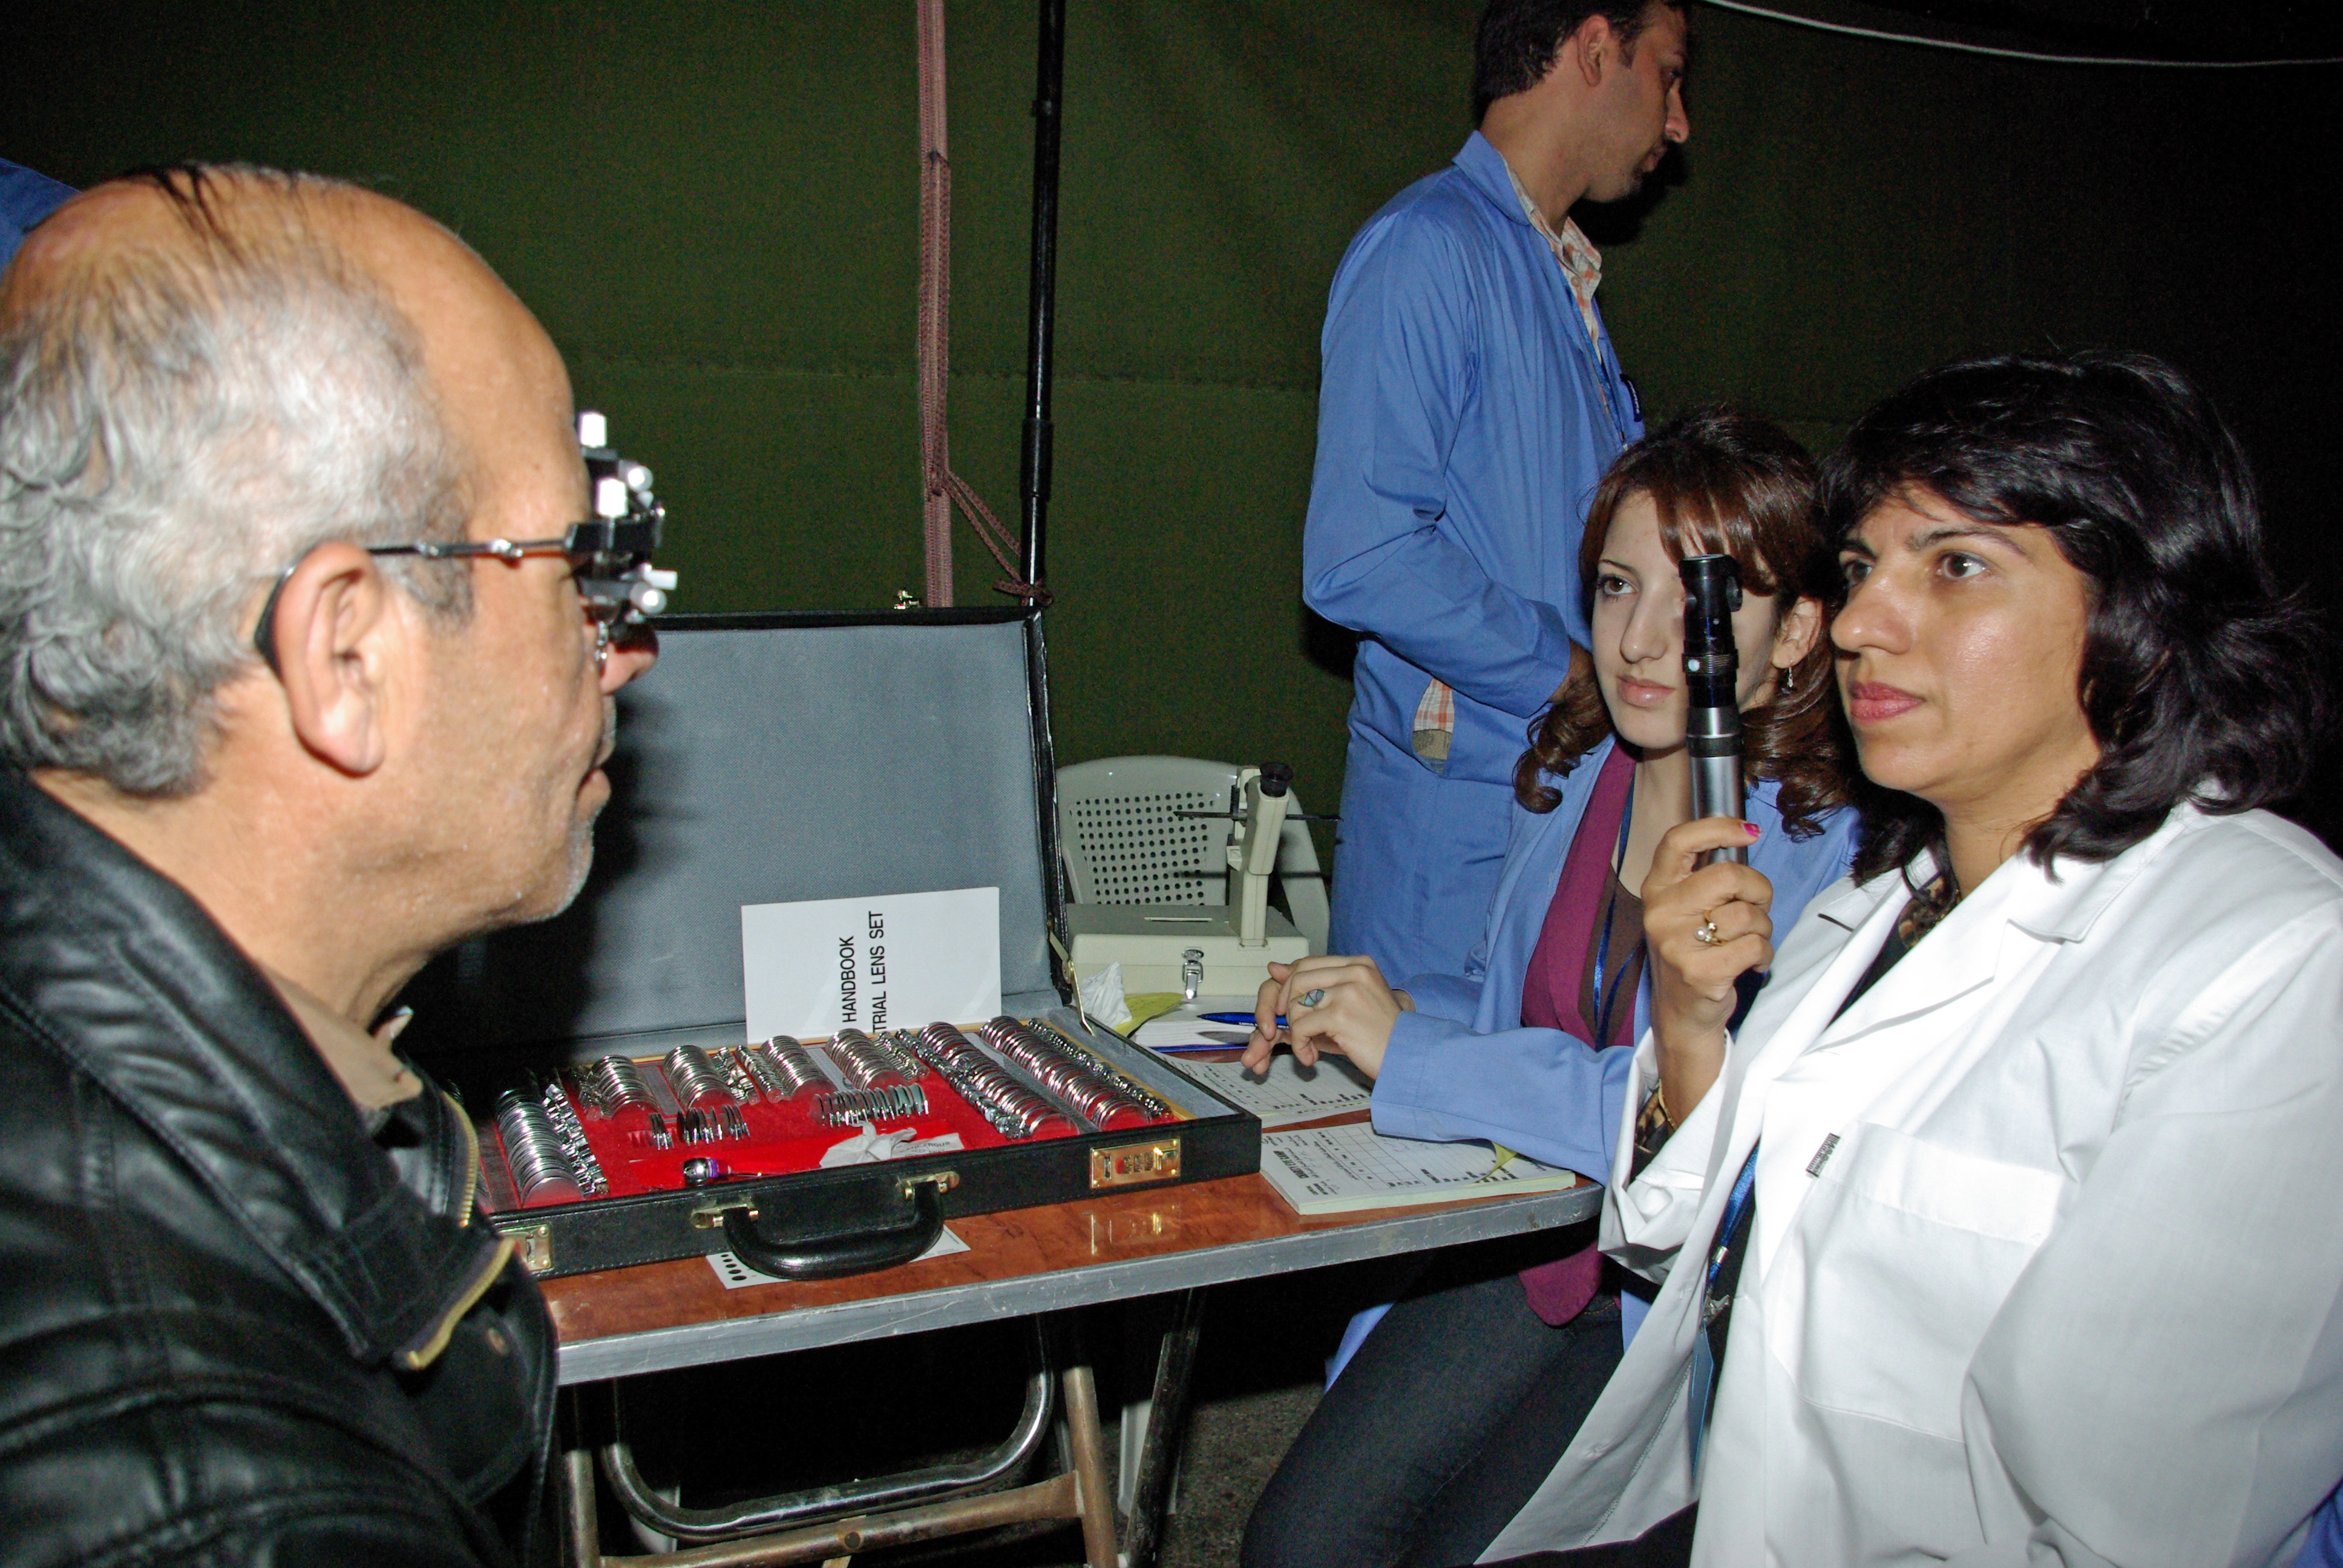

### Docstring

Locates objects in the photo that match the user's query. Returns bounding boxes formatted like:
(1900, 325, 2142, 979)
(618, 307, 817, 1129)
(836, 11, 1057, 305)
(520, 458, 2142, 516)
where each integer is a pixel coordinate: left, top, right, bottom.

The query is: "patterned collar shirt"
(1504, 158, 1619, 433)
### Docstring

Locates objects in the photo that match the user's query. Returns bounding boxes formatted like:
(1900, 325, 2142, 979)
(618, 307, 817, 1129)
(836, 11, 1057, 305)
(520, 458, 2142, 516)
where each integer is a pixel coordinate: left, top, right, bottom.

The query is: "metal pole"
(1018, 0, 1066, 589)
(1121, 1289, 1206, 1568)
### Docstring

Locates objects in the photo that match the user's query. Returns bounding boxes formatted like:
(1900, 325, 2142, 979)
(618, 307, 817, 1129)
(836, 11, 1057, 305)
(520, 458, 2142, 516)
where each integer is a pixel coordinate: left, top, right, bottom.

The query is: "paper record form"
(1171, 1055, 1372, 1129)
(1259, 1120, 1580, 1215)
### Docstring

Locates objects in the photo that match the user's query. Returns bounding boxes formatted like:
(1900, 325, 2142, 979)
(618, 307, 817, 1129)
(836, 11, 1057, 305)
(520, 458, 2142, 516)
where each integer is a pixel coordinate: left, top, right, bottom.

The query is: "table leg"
(565, 1318, 1122, 1568)
(1054, 1321, 1121, 1568)
(597, 1332, 1056, 1539)
(563, 1474, 1082, 1566)
(562, 1390, 605, 1568)
(1119, 1289, 1204, 1568)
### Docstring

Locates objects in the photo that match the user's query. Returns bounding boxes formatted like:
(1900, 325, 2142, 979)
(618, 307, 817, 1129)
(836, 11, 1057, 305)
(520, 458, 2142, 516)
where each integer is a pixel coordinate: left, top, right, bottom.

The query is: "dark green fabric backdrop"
(10, 2, 2340, 848)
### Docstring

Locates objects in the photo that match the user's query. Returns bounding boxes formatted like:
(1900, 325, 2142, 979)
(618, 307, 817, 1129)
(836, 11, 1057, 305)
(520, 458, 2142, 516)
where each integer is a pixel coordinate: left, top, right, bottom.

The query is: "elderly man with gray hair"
(0, 165, 660, 1566)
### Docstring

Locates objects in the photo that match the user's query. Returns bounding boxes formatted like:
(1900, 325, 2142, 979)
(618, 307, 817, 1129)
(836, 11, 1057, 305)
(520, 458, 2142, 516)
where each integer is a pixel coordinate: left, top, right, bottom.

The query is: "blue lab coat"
(2296, 1486, 2342, 1566)
(1, 160, 74, 270)
(1371, 737, 1861, 1186)
(1319, 740, 1857, 1368)
(1306, 132, 1642, 984)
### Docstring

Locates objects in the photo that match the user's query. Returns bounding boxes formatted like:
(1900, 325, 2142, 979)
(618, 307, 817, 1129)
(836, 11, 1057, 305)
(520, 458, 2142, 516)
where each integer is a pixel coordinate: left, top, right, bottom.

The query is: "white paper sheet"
(816, 1126, 967, 1166)
(1172, 1054, 1372, 1128)
(1258, 1121, 1580, 1215)
(741, 886, 1000, 1041)
(1130, 999, 1373, 1126)
(1130, 997, 1271, 1051)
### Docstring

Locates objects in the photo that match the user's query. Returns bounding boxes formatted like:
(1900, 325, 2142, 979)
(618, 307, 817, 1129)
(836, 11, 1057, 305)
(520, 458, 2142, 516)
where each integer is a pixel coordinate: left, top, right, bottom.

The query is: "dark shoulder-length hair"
(1514, 407, 1856, 838)
(1826, 350, 2323, 884)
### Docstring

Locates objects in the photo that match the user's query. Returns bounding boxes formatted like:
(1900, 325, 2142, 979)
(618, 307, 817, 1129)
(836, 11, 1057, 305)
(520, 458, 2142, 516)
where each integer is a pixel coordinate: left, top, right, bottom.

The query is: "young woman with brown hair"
(1239, 408, 1863, 1568)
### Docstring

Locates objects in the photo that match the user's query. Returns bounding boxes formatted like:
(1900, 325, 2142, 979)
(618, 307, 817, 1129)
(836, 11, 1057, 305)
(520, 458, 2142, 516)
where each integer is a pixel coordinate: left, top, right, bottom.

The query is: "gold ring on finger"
(1693, 912, 1723, 947)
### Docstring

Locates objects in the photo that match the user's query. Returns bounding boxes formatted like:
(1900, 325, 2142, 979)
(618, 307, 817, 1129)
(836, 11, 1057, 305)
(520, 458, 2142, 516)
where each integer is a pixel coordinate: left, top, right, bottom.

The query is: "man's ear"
(261, 542, 401, 777)
(1571, 14, 1617, 85)
(1772, 594, 1825, 670)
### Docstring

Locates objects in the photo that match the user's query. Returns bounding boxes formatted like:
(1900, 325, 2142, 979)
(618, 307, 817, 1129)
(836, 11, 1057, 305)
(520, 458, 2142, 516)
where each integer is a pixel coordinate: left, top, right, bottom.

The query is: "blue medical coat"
(1306, 132, 1642, 984)
(1, 160, 74, 270)
(2297, 1486, 2341, 1566)
(1370, 737, 1861, 1186)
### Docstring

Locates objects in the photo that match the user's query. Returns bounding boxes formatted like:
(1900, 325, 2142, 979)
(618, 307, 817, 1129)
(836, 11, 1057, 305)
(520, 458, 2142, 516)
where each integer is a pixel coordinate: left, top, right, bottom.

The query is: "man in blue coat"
(1306, 0, 1688, 982)
(1, 158, 74, 269)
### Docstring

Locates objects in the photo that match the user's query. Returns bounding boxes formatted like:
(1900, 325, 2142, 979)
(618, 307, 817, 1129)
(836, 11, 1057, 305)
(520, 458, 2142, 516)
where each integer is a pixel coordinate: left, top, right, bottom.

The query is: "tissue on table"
(1076, 961, 1135, 1030)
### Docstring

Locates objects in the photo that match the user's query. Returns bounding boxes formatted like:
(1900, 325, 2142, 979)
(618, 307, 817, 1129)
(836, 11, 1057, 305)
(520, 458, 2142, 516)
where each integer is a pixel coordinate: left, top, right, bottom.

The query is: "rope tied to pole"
(917, 0, 1050, 607)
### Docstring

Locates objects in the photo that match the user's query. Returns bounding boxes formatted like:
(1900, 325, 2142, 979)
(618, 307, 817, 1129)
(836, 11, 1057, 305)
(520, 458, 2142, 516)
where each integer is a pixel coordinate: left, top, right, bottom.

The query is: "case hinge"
(509, 1223, 553, 1275)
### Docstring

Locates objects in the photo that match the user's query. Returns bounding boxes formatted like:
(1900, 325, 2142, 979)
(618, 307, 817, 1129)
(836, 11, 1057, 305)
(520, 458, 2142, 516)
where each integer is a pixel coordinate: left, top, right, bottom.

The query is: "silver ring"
(1297, 988, 1326, 1007)
(1693, 914, 1723, 947)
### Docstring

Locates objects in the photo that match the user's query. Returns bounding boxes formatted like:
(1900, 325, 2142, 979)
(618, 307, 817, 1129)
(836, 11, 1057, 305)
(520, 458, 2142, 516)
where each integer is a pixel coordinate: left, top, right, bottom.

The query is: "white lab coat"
(1482, 804, 2343, 1567)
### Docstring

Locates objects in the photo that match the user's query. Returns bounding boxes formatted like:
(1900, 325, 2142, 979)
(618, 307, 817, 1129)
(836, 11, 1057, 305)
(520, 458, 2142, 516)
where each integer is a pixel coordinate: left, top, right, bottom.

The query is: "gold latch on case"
(1090, 1137, 1181, 1189)
(899, 1169, 960, 1200)
(510, 1224, 553, 1275)
(690, 1201, 757, 1229)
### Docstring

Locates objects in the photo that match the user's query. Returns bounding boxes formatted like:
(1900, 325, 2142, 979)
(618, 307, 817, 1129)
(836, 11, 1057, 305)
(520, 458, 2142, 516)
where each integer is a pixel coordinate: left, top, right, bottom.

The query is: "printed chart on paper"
(1259, 1121, 1579, 1215)
(1169, 1055, 1372, 1128)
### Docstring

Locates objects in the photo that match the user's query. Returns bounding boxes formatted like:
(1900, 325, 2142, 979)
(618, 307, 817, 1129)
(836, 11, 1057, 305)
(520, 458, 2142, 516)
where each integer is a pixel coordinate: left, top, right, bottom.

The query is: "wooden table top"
(541, 1099, 1598, 1382)
(543, 1164, 1583, 1347)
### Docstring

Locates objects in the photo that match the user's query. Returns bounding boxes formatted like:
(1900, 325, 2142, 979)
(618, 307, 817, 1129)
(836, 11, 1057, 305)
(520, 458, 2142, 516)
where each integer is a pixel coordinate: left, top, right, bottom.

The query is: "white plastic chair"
(1055, 755, 1328, 953)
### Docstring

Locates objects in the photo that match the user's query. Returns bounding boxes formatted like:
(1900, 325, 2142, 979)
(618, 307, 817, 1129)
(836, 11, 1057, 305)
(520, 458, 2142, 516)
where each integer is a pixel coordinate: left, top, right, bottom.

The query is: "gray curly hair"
(0, 163, 468, 797)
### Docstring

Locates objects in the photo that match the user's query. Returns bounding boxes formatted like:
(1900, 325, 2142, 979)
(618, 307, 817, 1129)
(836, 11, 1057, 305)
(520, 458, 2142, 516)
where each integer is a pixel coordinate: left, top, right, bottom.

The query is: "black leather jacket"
(0, 769, 554, 1566)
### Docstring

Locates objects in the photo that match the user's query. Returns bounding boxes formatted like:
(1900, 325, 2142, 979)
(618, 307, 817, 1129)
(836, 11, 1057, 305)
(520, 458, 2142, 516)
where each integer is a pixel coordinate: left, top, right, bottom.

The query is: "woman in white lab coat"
(1480, 351, 2343, 1568)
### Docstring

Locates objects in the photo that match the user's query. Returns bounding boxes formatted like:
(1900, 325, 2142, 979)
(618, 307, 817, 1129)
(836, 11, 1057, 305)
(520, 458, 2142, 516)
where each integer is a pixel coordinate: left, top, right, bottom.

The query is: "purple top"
(1514, 743, 1639, 1325)
(1520, 743, 1642, 1049)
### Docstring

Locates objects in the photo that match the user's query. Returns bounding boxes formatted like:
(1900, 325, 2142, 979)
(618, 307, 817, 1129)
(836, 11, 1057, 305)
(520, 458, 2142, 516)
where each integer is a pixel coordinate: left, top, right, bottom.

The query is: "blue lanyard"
(1590, 774, 1640, 1048)
(1690, 1143, 1762, 1464)
(1706, 1146, 1760, 1298)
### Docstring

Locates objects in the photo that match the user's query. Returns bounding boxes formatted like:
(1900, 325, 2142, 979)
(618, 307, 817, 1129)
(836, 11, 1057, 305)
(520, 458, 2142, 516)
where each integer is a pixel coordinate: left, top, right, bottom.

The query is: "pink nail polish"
(1744, 822, 1761, 838)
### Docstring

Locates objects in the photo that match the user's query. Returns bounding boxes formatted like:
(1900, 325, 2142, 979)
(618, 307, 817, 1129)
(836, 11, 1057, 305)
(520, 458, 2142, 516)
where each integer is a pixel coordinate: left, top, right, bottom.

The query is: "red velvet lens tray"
(500, 1063, 1064, 1207)
(468, 1018, 1259, 1280)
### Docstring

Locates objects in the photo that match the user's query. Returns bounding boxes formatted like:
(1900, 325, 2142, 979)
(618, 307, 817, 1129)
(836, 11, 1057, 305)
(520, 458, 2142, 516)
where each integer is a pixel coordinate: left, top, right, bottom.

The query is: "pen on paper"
(1196, 991, 1323, 1026)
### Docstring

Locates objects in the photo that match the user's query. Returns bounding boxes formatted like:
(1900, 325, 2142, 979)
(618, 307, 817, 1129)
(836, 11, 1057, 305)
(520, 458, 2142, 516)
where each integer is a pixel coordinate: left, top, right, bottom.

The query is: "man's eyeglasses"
(252, 411, 678, 674)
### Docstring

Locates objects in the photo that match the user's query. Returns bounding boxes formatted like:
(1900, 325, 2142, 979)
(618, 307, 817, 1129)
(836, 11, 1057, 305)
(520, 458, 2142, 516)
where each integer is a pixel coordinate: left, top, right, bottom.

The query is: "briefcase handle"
(718, 1178, 948, 1282)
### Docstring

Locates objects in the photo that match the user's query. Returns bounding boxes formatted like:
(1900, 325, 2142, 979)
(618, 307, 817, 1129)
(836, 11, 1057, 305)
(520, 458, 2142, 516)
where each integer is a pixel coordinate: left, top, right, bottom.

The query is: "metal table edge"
(554, 1181, 1604, 1384)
